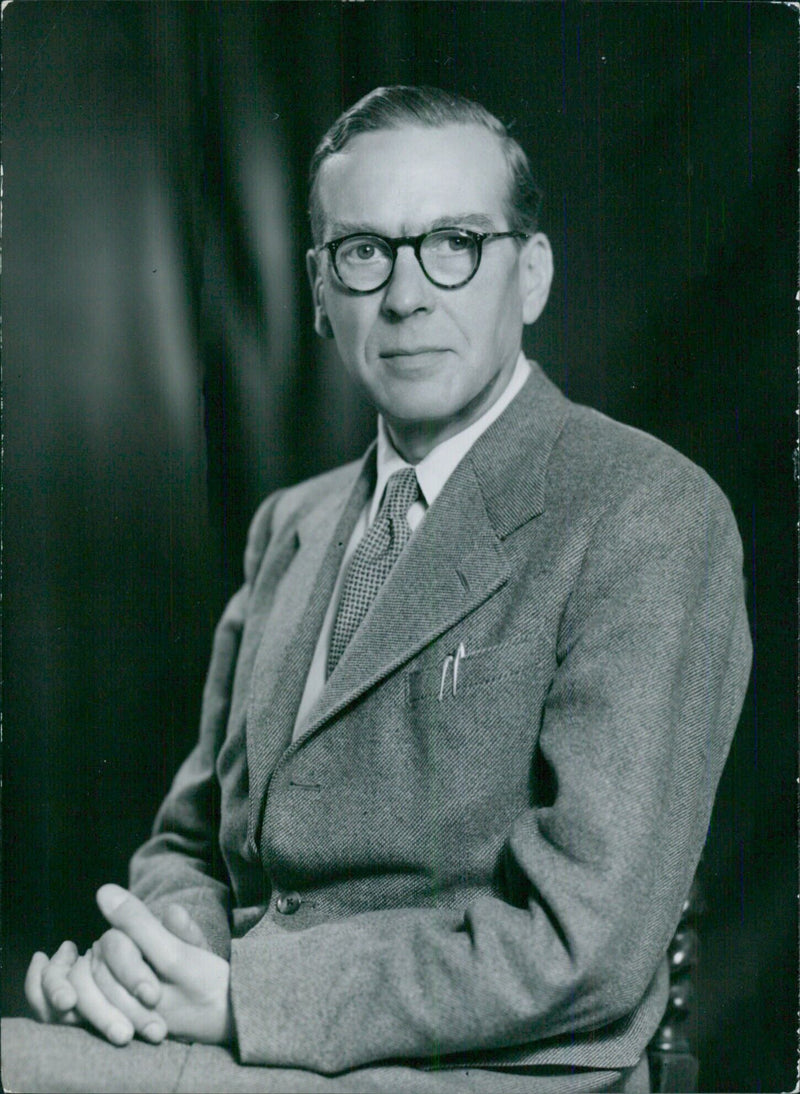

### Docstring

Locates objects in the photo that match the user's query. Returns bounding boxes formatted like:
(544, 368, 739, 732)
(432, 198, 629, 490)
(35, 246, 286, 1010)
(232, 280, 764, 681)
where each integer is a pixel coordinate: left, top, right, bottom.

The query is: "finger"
(26, 950, 85, 1026)
(40, 940, 80, 1014)
(96, 928, 161, 1008)
(90, 946, 166, 1044)
(25, 952, 54, 1022)
(57, 1010, 84, 1026)
(97, 886, 185, 979)
(162, 904, 209, 950)
(67, 952, 135, 1046)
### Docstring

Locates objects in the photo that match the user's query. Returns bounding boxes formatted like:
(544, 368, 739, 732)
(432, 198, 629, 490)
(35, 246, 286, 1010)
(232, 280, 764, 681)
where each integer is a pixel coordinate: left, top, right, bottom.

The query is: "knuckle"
(163, 902, 184, 923)
(109, 942, 147, 987)
(158, 947, 181, 979)
(66, 952, 90, 985)
(99, 928, 124, 961)
(41, 963, 64, 994)
(100, 932, 123, 958)
(101, 933, 133, 976)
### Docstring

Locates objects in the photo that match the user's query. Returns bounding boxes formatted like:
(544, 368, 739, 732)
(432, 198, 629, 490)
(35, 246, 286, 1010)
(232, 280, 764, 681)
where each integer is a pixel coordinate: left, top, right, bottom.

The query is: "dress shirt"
(292, 352, 531, 737)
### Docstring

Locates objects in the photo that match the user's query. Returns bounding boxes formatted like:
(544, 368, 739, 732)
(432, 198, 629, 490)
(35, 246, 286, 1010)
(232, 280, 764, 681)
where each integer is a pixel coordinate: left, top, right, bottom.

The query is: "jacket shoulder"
(555, 400, 736, 523)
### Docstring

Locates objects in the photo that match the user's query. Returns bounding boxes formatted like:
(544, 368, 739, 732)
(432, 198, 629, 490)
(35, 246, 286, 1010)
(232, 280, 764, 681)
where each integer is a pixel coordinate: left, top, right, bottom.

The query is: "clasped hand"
(25, 885, 232, 1048)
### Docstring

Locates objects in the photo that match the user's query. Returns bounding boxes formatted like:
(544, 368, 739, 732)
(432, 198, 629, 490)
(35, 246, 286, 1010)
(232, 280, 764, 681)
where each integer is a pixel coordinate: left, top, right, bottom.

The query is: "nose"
(380, 244, 434, 319)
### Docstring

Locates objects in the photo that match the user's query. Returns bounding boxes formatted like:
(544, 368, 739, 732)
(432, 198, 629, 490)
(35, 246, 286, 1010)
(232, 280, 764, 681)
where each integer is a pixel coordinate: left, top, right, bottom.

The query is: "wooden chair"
(647, 875, 702, 1093)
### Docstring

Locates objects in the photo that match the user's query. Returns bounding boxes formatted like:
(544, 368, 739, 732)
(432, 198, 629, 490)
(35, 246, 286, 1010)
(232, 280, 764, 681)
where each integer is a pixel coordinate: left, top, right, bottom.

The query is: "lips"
(379, 347, 449, 357)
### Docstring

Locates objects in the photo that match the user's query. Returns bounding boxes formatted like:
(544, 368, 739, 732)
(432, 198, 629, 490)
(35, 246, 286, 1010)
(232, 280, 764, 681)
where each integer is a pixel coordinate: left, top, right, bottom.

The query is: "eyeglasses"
(320, 228, 529, 294)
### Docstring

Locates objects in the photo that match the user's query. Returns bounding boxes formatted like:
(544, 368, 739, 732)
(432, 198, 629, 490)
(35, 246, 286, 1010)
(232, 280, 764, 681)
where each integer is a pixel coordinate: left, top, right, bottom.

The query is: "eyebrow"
(325, 212, 499, 239)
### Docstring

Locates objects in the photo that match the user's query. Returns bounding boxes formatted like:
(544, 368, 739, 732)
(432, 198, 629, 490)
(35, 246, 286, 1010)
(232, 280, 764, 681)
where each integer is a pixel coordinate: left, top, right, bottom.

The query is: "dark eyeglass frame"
(319, 228, 530, 294)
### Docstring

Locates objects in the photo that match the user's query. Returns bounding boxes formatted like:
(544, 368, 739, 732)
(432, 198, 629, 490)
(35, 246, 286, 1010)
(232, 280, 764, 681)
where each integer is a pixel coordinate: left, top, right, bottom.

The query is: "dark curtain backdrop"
(3, 4, 796, 1091)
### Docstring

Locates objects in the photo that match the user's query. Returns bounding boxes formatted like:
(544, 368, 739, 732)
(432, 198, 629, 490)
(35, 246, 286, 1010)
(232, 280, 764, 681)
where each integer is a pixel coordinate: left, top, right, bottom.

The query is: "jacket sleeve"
(228, 465, 752, 1073)
(128, 494, 280, 959)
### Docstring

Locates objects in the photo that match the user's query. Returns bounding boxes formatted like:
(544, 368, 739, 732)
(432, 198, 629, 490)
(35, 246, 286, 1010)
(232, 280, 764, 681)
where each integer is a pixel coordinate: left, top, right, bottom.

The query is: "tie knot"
(380, 468, 419, 525)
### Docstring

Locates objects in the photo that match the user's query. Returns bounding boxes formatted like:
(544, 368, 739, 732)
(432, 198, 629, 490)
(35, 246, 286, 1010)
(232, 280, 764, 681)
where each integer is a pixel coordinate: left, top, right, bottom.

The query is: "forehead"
(316, 124, 510, 235)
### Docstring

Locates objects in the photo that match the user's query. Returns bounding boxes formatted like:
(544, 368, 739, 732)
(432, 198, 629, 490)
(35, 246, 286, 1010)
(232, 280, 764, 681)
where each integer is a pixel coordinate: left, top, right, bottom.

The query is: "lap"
(2, 1018, 649, 1094)
(2, 1019, 189, 1094)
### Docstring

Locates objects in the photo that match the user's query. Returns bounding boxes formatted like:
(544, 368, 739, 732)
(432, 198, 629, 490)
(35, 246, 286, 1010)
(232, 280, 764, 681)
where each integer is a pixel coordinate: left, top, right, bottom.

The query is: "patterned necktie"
(327, 467, 419, 676)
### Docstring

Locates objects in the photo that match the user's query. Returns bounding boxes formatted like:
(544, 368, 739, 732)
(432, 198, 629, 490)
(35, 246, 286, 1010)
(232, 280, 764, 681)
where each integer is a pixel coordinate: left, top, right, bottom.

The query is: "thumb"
(161, 904, 210, 951)
(96, 883, 129, 917)
(95, 885, 182, 976)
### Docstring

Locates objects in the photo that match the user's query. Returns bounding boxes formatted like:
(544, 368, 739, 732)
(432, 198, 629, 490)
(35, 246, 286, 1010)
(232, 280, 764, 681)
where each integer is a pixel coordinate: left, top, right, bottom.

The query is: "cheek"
(328, 303, 375, 367)
(457, 263, 520, 333)
(479, 278, 522, 350)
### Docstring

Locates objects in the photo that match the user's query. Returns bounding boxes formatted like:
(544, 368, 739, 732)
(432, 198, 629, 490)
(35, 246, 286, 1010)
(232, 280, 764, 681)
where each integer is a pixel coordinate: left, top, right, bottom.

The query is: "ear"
(306, 248, 335, 339)
(518, 233, 554, 325)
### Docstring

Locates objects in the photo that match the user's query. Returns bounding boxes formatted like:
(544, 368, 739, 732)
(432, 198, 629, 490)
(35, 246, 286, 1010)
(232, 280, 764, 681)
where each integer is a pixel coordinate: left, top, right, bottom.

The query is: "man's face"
(307, 124, 552, 458)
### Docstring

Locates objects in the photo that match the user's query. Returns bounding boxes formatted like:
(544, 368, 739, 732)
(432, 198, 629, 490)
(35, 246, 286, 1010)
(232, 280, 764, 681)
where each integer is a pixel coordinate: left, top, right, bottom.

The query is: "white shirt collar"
(371, 352, 530, 523)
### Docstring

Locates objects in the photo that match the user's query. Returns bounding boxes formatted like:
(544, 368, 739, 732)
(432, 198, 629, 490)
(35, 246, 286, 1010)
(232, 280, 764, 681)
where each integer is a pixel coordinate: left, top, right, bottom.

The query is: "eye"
(338, 237, 386, 265)
(425, 230, 476, 255)
(444, 232, 472, 251)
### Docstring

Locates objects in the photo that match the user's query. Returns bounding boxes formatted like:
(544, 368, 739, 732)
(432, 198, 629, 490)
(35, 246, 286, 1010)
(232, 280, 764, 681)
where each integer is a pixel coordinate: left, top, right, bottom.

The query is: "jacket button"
(275, 891, 302, 915)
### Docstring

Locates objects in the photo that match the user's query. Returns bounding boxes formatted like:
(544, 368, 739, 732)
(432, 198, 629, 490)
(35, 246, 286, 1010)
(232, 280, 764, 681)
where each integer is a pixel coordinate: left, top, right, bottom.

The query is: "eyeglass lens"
(334, 230, 479, 291)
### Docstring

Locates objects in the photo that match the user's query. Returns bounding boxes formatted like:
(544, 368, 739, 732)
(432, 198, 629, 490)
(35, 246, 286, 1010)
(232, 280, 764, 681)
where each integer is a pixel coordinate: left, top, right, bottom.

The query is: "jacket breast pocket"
(402, 633, 554, 841)
(406, 632, 551, 705)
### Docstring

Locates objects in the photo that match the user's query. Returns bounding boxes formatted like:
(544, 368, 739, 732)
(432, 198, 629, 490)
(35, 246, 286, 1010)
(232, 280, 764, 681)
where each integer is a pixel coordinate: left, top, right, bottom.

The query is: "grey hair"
(308, 85, 541, 244)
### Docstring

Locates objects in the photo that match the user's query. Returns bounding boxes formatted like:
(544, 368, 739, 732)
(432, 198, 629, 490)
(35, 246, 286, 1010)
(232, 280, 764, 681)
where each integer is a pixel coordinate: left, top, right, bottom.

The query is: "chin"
(378, 385, 462, 428)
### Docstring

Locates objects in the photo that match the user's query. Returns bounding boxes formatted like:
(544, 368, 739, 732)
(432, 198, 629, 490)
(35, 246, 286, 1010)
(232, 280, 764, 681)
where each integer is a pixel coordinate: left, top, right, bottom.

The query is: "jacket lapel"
(293, 362, 569, 744)
(244, 451, 374, 819)
(295, 460, 509, 741)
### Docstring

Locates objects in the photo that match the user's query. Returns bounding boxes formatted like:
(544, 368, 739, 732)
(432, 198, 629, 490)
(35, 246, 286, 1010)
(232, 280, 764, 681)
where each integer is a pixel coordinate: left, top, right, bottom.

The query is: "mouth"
(378, 347, 450, 358)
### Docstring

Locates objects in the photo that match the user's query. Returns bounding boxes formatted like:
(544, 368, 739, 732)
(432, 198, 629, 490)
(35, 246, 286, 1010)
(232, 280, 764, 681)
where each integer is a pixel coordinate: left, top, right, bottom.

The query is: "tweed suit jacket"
(129, 361, 752, 1077)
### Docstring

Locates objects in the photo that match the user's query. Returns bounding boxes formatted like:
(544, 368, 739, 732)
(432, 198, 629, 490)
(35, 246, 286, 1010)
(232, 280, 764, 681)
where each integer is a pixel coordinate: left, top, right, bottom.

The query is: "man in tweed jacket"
(11, 87, 751, 1094)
